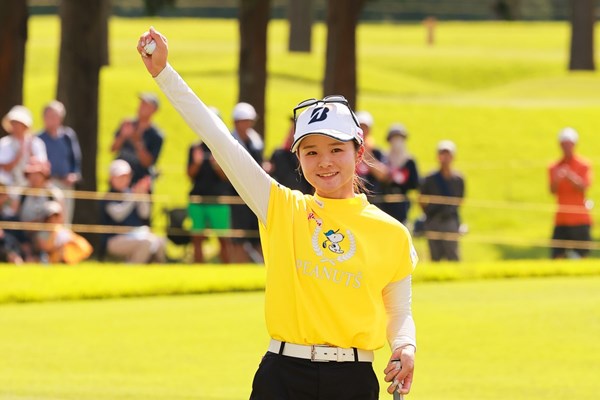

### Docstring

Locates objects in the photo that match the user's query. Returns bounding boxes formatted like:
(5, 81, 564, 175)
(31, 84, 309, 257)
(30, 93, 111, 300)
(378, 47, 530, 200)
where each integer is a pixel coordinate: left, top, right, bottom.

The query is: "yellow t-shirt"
(260, 182, 418, 351)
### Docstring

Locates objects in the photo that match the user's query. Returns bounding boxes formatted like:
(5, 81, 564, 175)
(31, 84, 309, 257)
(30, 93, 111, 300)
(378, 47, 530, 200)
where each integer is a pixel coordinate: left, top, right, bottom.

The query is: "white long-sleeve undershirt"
(383, 276, 417, 351)
(153, 63, 415, 351)
(155, 64, 272, 225)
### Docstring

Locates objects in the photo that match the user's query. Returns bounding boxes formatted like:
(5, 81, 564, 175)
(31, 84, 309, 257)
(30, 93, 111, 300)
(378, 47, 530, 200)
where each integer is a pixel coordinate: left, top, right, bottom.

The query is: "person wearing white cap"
(34, 200, 93, 265)
(100, 159, 166, 264)
(38, 100, 83, 225)
(354, 110, 389, 207)
(138, 27, 417, 399)
(16, 156, 64, 262)
(110, 92, 164, 187)
(0, 105, 48, 189)
(419, 140, 465, 262)
(380, 123, 420, 224)
(229, 101, 265, 263)
(548, 127, 592, 259)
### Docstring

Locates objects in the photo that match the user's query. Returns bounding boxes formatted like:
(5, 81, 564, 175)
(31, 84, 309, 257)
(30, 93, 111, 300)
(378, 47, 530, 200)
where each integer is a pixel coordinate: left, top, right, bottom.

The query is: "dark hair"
(353, 141, 370, 194)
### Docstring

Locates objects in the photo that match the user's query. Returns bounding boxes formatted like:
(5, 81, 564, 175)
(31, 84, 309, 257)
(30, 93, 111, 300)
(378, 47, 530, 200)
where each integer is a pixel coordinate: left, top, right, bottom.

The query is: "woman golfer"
(138, 27, 417, 400)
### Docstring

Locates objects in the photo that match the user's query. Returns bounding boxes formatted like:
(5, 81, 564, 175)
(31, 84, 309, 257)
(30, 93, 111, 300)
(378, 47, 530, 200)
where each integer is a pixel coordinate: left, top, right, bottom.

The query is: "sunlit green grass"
(1, 275, 599, 399)
(2, 259, 600, 304)
(22, 17, 600, 261)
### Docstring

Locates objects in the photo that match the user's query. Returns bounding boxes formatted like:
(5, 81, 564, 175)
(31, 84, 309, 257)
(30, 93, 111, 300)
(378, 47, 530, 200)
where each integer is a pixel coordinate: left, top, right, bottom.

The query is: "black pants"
(551, 224, 591, 258)
(250, 352, 379, 400)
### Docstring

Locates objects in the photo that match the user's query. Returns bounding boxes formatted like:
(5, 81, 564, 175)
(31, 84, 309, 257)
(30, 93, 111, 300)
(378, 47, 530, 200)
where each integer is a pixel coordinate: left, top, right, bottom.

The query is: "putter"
(391, 359, 404, 400)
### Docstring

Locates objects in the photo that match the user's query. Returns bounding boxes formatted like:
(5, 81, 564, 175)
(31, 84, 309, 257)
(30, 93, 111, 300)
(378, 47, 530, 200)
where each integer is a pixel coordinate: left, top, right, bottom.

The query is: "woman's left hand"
(383, 345, 415, 395)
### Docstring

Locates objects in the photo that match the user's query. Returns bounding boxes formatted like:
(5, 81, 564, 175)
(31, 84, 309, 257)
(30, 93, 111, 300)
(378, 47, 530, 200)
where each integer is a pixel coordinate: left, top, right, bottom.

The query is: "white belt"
(268, 339, 374, 363)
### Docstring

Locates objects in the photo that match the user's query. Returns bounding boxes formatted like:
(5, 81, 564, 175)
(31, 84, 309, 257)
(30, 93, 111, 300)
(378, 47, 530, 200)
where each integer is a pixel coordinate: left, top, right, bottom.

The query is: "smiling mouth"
(318, 172, 338, 178)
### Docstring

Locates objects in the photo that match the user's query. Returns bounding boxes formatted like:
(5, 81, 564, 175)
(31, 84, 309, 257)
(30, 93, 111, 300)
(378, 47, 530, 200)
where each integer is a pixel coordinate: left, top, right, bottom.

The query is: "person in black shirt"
(265, 117, 312, 194)
(229, 102, 264, 263)
(187, 139, 232, 263)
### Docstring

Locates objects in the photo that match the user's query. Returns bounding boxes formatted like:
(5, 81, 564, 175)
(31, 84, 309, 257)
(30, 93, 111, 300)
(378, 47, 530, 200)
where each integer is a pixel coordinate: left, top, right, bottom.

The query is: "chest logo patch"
(308, 211, 356, 263)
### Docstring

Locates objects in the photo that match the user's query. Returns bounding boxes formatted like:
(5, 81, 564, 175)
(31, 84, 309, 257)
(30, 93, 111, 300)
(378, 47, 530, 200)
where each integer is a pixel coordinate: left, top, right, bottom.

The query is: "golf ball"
(144, 40, 156, 55)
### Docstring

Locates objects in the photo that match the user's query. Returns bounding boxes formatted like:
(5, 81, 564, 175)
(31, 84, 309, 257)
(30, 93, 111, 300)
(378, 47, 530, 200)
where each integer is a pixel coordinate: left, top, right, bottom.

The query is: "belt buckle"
(310, 345, 331, 362)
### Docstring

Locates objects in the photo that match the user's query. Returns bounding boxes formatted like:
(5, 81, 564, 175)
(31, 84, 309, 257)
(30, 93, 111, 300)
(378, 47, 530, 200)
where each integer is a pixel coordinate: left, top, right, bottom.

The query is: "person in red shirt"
(548, 127, 592, 258)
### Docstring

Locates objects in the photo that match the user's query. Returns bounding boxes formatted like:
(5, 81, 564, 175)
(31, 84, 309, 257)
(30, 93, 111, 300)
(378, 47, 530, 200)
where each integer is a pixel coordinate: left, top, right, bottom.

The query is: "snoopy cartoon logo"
(322, 229, 345, 254)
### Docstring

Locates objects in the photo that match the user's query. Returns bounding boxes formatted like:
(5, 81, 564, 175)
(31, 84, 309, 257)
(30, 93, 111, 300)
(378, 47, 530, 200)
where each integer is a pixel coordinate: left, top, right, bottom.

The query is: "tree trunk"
(57, 0, 110, 250)
(569, 0, 595, 71)
(238, 0, 270, 137)
(323, 0, 366, 109)
(0, 0, 28, 137)
(288, 0, 313, 52)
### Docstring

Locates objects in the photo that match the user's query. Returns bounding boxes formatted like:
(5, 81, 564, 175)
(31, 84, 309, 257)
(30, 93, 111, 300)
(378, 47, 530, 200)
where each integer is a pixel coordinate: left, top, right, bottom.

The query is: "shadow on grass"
(494, 244, 600, 260)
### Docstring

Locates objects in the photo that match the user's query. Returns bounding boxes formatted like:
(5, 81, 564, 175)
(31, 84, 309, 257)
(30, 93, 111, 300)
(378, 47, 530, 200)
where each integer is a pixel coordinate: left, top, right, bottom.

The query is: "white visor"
(291, 103, 363, 152)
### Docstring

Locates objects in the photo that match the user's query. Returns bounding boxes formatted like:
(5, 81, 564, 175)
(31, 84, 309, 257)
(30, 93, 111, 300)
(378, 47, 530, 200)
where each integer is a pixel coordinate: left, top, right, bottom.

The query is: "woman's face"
(296, 134, 361, 199)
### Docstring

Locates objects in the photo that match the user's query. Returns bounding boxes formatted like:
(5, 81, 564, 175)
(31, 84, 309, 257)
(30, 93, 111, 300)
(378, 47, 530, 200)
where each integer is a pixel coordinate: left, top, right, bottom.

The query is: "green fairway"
(0, 276, 599, 399)
(21, 17, 600, 262)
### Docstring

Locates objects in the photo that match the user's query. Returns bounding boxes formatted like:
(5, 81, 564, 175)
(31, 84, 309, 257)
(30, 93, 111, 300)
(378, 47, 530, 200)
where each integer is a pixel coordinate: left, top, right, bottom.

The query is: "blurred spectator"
(229, 102, 264, 263)
(419, 140, 465, 262)
(0, 105, 48, 189)
(19, 158, 64, 223)
(110, 92, 164, 186)
(35, 201, 92, 265)
(354, 111, 388, 206)
(380, 123, 420, 225)
(187, 136, 232, 263)
(17, 157, 65, 262)
(0, 178, 23, 264)
(0, 227, 23, 264)
(100, 159, 166, 264)
(548, 127, 592, 259)
(265, 116, 312, 194)
(38, 100, 82, 225)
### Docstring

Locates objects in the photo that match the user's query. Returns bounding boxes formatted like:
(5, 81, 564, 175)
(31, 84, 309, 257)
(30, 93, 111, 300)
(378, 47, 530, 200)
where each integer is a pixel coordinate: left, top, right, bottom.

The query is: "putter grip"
(393, 391, 404, 400)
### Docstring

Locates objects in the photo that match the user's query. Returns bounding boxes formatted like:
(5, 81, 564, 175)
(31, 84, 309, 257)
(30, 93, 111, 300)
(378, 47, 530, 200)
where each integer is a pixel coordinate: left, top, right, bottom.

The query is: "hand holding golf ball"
(138, 27, 168, 77)
(143, 40, 156, 55)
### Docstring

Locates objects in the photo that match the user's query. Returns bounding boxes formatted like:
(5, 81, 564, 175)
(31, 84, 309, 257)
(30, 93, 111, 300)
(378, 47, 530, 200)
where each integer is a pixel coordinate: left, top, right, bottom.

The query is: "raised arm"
(137, 27, 272, 224)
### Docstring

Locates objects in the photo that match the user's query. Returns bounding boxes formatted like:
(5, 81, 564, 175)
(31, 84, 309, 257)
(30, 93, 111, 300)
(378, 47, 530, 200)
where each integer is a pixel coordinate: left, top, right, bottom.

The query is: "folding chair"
(163, 207, 192, 262)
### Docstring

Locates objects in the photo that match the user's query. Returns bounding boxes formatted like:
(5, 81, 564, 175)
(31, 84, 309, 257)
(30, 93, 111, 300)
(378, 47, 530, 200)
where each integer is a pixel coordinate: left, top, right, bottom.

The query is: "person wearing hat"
(18, 157, 64, 224)
(548, 127, 592, 259)
(34, 200, 92, 264)
(0, 105, 48, 188)
(229, 101, 265, 263)
(100, 159, 166, 264)
(38, 100, 83, 225)
(354, 110, 389, 208)
(110, 92, 164, 187)
(16, 157, 64, 262)
(419, 140, 465, 262)
(265, 115, 312, 194)
(0, 177, 24, 264)
(380, 123, 420, 224)
(138, 27, 417, 399)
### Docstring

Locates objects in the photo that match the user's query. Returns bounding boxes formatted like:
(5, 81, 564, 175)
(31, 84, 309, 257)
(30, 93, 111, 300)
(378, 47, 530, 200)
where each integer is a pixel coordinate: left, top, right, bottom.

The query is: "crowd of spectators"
(0, 96, 592, 264)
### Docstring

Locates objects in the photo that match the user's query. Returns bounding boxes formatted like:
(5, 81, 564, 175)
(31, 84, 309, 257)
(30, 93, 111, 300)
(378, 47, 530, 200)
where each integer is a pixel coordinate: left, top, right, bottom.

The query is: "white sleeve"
(383, 275, 417, 351)
(154, 64, 272, 225)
